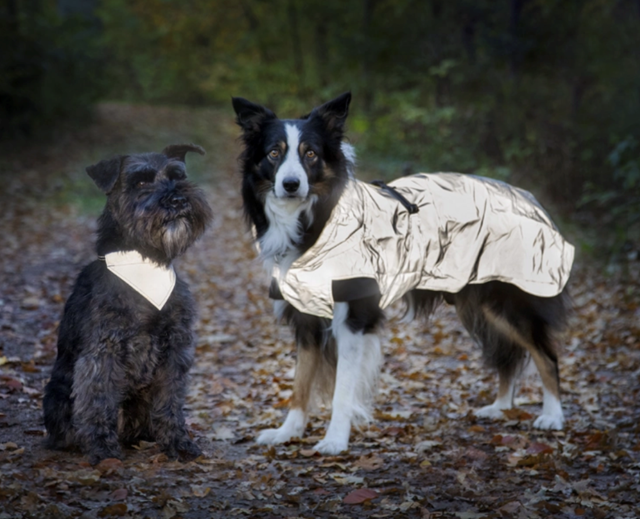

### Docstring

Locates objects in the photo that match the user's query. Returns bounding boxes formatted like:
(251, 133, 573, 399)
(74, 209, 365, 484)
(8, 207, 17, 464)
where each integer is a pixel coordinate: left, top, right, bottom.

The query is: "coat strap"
(370, 180, 420, 214)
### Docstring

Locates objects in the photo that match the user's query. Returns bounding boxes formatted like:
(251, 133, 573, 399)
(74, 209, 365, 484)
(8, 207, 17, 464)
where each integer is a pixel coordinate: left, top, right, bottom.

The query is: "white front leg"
(314, 303, 382, 455)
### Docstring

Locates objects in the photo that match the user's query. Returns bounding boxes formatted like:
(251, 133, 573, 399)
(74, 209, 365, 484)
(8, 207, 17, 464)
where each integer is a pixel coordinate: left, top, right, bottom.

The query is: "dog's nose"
(282, 177, 300, 194)
(169, 194, 187, 209)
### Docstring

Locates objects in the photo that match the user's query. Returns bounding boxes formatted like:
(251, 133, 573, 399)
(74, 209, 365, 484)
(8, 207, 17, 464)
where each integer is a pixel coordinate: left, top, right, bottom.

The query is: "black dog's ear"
(162, 143, 206, 162)
(232, 97, 276, 133)
(86, 157, 123, 194)
(310, 92, 351, 133)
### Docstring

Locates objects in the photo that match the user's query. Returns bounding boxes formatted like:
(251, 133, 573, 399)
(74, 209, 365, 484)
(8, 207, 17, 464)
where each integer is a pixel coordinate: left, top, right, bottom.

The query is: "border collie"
(232, 92, 572, 454)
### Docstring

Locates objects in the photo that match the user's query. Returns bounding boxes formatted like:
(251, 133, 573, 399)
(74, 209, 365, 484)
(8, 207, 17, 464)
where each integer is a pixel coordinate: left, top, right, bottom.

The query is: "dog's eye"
(306, 150, 316, 159)
(168, 169, 186, 181)
(269, 149, 280, 159)
(137, 181, 148, 188)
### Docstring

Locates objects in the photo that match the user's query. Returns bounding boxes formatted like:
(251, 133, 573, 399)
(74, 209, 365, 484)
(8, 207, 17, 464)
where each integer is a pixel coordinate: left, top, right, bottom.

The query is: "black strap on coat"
(370, 180, 420, 214)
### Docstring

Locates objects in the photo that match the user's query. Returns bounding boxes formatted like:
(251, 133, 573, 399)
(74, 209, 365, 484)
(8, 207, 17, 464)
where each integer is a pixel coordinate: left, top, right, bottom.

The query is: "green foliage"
(5, 0, 640, 239)
(0, 1, 106, 140)
(581, 136, 640, 248)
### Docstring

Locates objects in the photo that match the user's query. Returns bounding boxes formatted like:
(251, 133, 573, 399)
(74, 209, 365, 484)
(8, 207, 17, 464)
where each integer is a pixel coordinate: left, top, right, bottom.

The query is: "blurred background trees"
(2, 0, 639, 247)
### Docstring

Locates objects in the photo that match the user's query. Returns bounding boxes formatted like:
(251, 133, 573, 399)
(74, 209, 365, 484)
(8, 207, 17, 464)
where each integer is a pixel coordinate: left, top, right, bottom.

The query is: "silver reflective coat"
(272, 173, 574, 319)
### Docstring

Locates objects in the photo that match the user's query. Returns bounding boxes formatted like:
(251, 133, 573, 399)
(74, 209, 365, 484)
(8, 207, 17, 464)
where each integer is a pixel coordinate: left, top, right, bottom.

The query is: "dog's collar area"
(102, 251, 176, 310)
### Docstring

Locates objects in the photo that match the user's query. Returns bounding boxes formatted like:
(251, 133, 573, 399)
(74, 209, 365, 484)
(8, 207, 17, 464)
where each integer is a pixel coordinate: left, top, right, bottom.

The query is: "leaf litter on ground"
(0, 103, 638, 518)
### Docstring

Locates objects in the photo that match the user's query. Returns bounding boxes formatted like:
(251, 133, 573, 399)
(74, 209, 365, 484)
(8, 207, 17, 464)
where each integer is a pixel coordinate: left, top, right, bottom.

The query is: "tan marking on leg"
(481, 305, 560, 400)
(290, 345, 323, 412)
(496, 371, 516, 403)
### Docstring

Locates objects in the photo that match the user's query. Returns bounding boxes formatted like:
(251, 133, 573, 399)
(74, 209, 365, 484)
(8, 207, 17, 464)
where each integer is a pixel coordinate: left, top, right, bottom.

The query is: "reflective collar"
(104, 251, 176, 310)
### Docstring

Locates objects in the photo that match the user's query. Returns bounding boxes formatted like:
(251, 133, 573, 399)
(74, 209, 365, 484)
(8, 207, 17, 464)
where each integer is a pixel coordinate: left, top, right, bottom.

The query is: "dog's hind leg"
(257, 304, 331, 445)
(474, 367, 518, 419)
(43, 366, 76, 450)
(454, 287, 524, 420)
(313, 299, 383, 455)
(481, 305, 564, 430)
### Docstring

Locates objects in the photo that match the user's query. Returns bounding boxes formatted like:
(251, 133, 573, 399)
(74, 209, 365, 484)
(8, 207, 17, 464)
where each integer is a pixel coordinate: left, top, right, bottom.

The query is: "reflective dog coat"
(271, 173, 574, 319)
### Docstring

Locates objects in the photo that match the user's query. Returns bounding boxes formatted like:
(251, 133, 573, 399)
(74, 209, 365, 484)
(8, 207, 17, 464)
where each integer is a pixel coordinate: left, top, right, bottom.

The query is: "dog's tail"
(453, 282, 569, 382)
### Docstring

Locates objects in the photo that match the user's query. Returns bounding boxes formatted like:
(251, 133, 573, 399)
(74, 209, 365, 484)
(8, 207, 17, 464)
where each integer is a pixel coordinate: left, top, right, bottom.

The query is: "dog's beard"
(120, 185, 212, 262)
(161, 218, 194, 258)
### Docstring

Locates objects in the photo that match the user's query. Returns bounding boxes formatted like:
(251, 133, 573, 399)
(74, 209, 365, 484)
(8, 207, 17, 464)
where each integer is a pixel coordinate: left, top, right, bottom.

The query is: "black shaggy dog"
(43, 144, 212, 465)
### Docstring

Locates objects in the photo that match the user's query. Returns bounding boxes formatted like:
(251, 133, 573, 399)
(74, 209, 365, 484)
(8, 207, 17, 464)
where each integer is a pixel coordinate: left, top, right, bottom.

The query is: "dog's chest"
(121, 306, 191, 389)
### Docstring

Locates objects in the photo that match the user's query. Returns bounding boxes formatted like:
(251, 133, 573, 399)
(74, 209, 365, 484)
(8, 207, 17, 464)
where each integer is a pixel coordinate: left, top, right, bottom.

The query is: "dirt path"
(1, 104, 639, 518)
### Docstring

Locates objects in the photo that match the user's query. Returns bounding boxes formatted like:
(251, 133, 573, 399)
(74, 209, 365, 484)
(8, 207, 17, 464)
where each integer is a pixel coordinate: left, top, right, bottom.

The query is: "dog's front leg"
(150, 341, 202, 461)
(313, 302, 382, 455)
(72, 353, 125, 465)
(257, 343, 320, 445)
(257, 305, 330, 445)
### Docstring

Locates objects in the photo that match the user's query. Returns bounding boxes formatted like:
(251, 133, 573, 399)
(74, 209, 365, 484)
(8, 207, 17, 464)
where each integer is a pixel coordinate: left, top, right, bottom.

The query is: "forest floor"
(1, 103, 639, 519)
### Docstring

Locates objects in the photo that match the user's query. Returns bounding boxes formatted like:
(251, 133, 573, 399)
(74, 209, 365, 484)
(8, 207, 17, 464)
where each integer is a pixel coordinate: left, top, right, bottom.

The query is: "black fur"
(411, 284, 568, 382)
(233, 93, 352, 251)
(233, 93, 357, 363)
(43, 145, 212, 465)
(234, 93, 570, 441)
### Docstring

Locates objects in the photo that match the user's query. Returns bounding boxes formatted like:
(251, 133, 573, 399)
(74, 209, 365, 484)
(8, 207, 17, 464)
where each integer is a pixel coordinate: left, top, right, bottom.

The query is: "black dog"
(233, 93, 573, 454)
(43, 144, 213, 465)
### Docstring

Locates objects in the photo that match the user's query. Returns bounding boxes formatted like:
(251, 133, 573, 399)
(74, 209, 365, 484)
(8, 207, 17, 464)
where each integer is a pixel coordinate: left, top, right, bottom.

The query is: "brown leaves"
(354, 454, 385, 471)
(500, 408, 534, 421)
(98, 503, 128, 517)
(343, 488, 378, 504)
(0, 103, 638, 519)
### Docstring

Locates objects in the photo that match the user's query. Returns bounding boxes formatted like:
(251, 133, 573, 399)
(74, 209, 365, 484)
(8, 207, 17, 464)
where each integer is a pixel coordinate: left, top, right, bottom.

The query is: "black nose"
(169, 194, 187, 209)
(282, 177, 300, 194)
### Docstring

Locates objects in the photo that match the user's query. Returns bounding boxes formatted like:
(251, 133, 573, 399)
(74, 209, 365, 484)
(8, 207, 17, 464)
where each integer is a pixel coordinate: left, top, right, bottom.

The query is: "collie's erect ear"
(311, 91, 351, 133)
(162, 143, 206, 162)
(86, 157, 123, 194)
(232, 97, 276, 133)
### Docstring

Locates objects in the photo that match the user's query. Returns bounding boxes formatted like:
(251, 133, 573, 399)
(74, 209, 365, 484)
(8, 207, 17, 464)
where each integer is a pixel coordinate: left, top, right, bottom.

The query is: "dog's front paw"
(160, 436, 202, 461)
(256, 427, 302, 445)
(533, 414, 564, 430)
(177, 438, 202, 461)
(87, 446, 124, 466)
(474, 404, 508, 420)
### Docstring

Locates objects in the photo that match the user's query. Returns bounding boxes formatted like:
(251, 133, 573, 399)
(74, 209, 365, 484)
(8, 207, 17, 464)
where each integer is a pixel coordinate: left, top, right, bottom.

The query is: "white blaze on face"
(274, 124, 309, 199)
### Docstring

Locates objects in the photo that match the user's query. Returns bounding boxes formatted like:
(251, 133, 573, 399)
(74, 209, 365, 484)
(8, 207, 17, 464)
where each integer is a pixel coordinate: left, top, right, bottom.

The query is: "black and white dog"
(232, 92, 572, 454)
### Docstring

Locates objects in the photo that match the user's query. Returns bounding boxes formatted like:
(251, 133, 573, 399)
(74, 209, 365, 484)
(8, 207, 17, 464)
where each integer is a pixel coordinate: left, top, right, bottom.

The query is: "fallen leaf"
(501, 408, 534, 421)
(98, 503, 127, 517)
(109, 488, 128, 501)
(96, 458, 123, 473)
(344, 488, 378, 504)
(527, 442, 554, 455)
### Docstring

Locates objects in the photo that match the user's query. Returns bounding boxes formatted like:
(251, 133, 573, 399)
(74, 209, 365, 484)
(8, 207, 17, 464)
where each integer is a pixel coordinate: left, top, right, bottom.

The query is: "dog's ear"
(162, 144, 206, 162)
(232, 97, 276, 133)
(310, 92, 351, 133)
(86, 157, 123, 194)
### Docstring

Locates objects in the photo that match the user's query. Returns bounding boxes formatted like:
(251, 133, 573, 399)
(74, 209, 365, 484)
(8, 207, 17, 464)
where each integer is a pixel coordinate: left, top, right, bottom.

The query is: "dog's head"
(232, 92, 353, 205)
(87, 144, 213, 262)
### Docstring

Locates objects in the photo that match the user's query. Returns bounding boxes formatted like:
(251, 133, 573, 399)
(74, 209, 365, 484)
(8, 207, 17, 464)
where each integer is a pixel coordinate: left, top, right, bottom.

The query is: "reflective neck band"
(104, 251, 176, 310)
